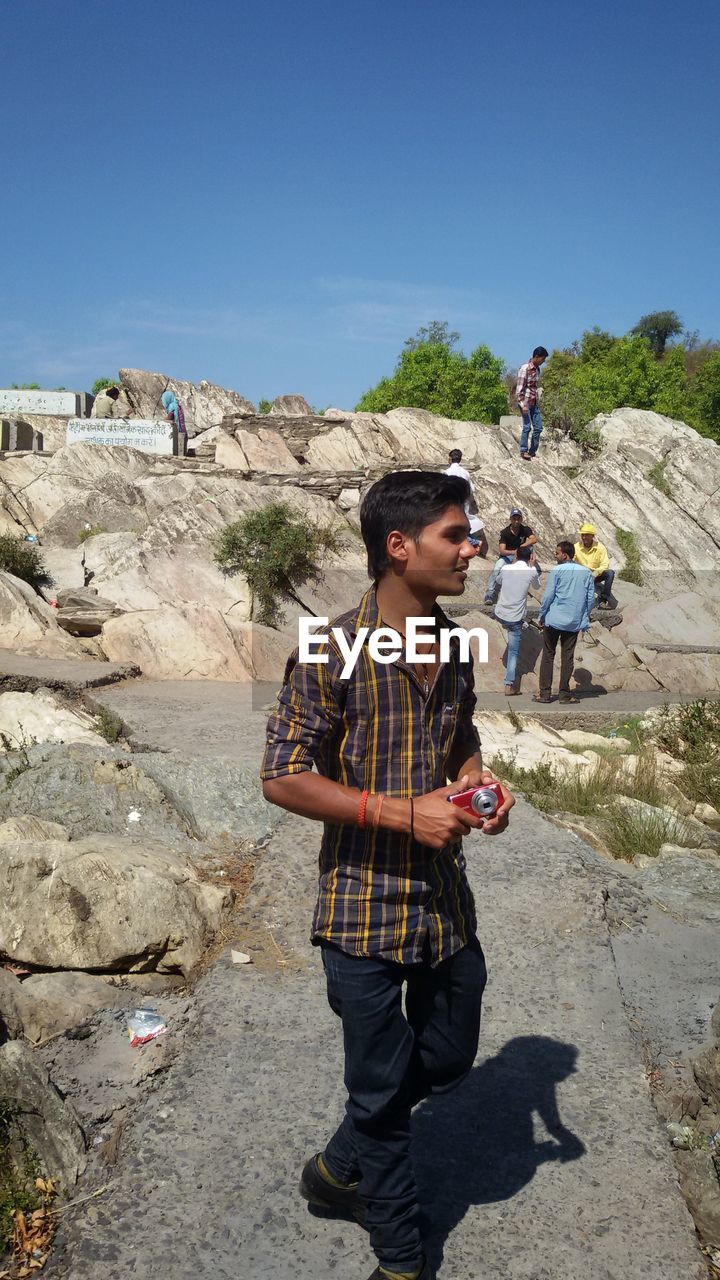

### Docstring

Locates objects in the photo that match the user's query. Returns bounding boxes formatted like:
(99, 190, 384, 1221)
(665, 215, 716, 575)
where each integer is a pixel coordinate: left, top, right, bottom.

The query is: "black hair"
(516, 545, 533, 562)
(448, 448, 462, 462)
(106, 386, 120, 398)
(557, 540, 575, 559)
(360, 470, 470, 581)
(532, 346, 549, 359)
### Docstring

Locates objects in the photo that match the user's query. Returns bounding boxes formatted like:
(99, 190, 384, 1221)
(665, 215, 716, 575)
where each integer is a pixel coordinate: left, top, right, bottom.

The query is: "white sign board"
(66, 418, 177, 455)
(0, 389, 81, 416)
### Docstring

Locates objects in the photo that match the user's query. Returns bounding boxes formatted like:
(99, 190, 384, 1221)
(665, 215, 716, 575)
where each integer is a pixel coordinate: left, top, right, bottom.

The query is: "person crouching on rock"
(261, 469, 515, 1280)
(161, 388, 187, 437)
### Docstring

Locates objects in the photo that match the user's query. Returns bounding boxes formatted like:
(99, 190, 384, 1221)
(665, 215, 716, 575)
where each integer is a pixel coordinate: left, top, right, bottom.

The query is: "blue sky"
(2, 0, 718, 407)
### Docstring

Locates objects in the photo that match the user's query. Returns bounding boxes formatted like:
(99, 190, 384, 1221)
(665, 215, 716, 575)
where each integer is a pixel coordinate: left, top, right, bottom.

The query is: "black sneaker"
(366, 1257, 433, 1280)
(300, 1153, 365, 1224)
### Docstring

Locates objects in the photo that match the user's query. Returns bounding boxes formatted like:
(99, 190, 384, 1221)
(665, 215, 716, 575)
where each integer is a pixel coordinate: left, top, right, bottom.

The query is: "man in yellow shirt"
(574, 523, 615, 609)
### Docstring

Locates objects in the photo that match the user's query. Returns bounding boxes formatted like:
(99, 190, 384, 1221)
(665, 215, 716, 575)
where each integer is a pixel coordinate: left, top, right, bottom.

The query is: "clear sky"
(2, 0, 718, 408)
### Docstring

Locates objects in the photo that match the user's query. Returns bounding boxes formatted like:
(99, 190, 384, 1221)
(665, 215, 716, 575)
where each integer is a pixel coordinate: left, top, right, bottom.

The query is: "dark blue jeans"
(321, 937, 487, 1271)
(519, 403, 542, 455)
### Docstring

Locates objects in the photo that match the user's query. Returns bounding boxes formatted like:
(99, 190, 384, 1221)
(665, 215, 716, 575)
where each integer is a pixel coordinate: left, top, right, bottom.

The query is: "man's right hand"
(411, 783, 484, 849)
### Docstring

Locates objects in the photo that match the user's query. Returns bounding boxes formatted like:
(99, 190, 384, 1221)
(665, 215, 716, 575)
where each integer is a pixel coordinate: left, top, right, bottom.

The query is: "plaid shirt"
(516, 359, 540, 408)
(260, 588, 482, 966)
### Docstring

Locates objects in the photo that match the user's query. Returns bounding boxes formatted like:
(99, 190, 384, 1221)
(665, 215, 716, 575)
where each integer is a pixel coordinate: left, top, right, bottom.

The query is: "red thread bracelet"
(358, 789, 370, 829)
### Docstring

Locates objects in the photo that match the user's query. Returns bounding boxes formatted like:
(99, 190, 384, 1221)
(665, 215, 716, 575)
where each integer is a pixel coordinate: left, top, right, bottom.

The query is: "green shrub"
(214, 502, 346, 628)
(258, 399, 272, 414)
(646, 458, 671, 497)
(0, 535, 52, 593)
(614, 527, 644, 585)
(654, 700, 720, 810)
(96, 706, 123, 743)
(492, 747, 662, 818)
(78, 524, 107, 544)
(356, 322, 508, 423)
(0, 1099, 41, 1248)
(91, 376, 118, 395)
(601, 804, 688, 862)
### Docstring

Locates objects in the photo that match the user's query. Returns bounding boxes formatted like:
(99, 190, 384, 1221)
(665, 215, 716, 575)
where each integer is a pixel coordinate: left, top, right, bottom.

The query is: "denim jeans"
(520, 403, 542, 455)
(320, 938, 487, 1272)
(501, 619, 524, 686)
(594, 568, 615, 603)
(484, 554, 514, 603)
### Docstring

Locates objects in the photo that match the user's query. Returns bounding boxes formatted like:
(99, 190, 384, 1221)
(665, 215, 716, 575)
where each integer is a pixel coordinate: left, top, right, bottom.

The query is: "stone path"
(43, 680, 712, 1280)
(94, 677, 698, 744)
(47, 804, 706, 1280)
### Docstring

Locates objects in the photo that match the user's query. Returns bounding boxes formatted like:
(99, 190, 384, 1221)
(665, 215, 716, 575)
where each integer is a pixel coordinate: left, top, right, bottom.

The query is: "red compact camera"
(448, 782, 504, 819)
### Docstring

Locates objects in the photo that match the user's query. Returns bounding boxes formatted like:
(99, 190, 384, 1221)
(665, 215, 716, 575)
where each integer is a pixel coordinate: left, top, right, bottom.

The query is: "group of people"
(488, 514, 615, 701)
(90, 383, 186, 435)
(443, 448, 615, 702)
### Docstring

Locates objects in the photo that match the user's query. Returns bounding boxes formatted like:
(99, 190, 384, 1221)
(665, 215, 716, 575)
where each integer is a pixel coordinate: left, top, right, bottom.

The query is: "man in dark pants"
(261, 471, 514, 1280)
(534, 540, 595, 705)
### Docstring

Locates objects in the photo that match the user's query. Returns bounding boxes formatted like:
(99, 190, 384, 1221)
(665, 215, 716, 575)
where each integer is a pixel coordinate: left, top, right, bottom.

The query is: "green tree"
(214, 502, 345, 628)
(91, 376, 118, 395)
(692, 351, 720, 441)
(631, 310, 683, 360)
(258, 398, 273, 414)
(0, 535, 52, 594)
(356, 323, 507, 423)
(575, 327, 617, 363)
(654, 346, 694, 423)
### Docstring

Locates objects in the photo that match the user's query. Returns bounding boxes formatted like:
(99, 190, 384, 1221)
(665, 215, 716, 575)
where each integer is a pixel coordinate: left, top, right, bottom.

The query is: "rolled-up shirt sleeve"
(260, 642, 345, 780)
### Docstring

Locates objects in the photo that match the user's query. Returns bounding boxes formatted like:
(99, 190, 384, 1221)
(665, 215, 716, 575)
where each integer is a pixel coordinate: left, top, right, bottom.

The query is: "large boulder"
(0, 969, 129, 1045)
(101, 604, 289, 680)
(0, 833, 231, 976)
(269, 395, 314, 416)
(55, 587, 120, 636)
(0, 572, 90, 659)
(0, 1040, 86, 1190)
(0, 690, 101, 750)
(0, 744, 192, 845)
(119, 369, 256, 434)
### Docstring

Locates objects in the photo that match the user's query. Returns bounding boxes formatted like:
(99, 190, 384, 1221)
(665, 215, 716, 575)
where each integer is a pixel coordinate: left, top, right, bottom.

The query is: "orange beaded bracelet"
(357, 789, 370, 829)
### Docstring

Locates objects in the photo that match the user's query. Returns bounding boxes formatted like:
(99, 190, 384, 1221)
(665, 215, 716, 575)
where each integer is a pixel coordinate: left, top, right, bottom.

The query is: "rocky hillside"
(1, 397, 719, 690)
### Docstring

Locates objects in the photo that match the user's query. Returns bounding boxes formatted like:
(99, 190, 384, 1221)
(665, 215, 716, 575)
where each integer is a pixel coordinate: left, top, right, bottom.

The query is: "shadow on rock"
(412, 1035, 586, 1271)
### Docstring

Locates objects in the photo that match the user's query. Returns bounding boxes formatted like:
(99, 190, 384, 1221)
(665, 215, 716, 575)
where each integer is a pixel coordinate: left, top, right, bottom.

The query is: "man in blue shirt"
(534, 541, 595, 704)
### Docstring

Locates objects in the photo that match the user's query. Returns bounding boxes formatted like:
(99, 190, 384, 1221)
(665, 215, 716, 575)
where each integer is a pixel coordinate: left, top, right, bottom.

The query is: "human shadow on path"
(412, 1036, 586, 1273)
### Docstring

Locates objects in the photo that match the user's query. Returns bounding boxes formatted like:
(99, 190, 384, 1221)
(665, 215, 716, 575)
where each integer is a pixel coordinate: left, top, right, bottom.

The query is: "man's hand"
(412, 782, 484, 849)
(449, 769, 515, 838)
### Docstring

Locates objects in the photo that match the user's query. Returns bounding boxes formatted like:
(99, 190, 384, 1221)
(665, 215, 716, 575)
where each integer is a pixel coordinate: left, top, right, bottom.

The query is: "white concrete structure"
(0, 390, 89, 417)
(66, 417, 178, 456)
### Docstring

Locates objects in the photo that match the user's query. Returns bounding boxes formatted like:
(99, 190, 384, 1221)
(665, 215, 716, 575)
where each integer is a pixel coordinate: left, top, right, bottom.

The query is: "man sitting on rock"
(484, 507, 538, 604)
(91, 386, 121, 419)
(574, 523, 615, 610)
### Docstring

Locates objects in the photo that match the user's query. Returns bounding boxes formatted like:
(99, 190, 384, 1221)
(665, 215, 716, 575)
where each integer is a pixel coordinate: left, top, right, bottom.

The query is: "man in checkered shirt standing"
(516, 345, 549, 460)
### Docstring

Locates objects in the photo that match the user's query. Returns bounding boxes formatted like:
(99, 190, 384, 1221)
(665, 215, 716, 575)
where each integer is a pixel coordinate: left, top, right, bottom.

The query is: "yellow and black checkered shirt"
(260, 588, 482, 966)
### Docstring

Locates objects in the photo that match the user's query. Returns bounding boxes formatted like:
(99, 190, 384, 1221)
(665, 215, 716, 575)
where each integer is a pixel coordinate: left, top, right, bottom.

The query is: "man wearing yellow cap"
(574, 524, 615, 610)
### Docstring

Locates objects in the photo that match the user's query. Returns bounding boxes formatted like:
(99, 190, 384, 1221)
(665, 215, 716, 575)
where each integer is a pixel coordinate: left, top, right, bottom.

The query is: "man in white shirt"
(494, 545, 540, 694)
(445, 450, 488, 556)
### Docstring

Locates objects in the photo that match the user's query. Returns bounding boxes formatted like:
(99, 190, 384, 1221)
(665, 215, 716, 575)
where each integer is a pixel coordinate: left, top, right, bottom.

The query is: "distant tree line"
(355, 312, 720, 445)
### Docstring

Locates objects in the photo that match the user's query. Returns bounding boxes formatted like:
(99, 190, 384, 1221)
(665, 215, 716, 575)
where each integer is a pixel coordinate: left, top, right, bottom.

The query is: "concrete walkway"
(0, 649, 139, 692)
(48, 802, 705, 1279)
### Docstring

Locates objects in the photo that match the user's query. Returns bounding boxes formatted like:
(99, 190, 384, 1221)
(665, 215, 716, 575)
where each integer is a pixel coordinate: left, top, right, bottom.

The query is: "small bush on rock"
(615, 528, 644, 585)
(96, 707, 123, 743)
(78, 524, 107, 544)
(0, 1100, 41, 1249)
(214, 502, 346, 628)
(0, 536, 52, 594)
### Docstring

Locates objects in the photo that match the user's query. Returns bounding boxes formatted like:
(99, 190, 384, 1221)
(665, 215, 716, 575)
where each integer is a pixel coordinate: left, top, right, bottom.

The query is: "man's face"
(581, 533, 594, 549)
(532, 354, 546, 369)
(404, 504, 475, 595)
(510, 514, 522, 530)
(555, 545, 568, 563)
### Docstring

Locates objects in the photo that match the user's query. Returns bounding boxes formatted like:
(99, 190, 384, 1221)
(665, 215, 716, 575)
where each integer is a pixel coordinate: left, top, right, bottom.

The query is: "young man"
(516, 346, 548, 460)
(573, 523, 615, 609)
(534, 540, 595, 704)
(261, 471, 515, 1280)
(445, 450, 487, 556)
(484, 507, 537, 604)
(494, 544, 540, 695)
